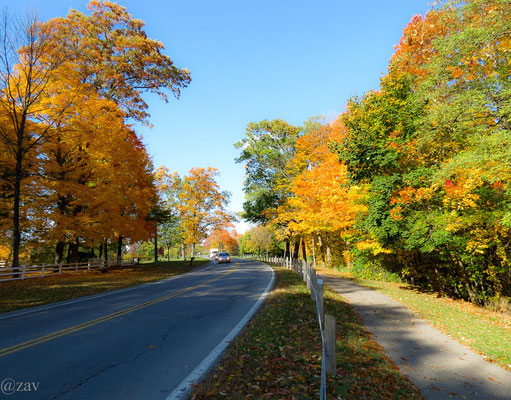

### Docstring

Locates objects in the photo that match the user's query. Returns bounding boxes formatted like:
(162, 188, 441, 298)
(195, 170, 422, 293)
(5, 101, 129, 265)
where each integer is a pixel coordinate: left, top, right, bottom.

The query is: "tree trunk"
(103, 239, 108, 263)
(117, 236, 123, 266)
(154, 227, 158, 262)
(325, 235, 332, 267)
(11, 142, 23, 277)
(99, 243, 103, 259)
(301, 237, 307, 263)
(190, 243, 195, 266)
(311, 236, 317, 267)
(67, 239, 79, 264)
(55, 241, 65, 264)
(101, 239, 108, 273)
(292, 238, 300, 260)
(317, 232, 326, 266)
(284, 239, 291, 259)
(181, 242, 186, 261)
(457, 258, 478, 304)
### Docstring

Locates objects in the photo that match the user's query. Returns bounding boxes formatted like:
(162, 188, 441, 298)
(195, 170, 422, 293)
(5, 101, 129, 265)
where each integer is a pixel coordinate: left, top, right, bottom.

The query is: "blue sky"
(3, 0, 430, 232)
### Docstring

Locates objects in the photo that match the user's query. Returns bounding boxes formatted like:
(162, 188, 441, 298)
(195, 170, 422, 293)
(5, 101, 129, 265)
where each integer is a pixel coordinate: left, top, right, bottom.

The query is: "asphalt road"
(0, 259, 273, 400)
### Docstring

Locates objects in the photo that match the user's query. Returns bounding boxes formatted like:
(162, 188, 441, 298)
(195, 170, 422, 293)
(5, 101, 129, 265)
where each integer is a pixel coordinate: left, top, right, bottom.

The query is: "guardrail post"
(324, 314, 337, 376)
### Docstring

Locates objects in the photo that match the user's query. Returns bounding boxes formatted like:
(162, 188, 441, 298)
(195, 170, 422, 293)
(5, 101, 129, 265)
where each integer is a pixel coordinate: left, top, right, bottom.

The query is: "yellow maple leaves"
(285, 121, 366, 238)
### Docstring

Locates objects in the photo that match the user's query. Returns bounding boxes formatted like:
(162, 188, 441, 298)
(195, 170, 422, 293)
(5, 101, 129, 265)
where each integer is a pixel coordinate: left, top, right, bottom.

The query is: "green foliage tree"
(235, 119, 301, 223)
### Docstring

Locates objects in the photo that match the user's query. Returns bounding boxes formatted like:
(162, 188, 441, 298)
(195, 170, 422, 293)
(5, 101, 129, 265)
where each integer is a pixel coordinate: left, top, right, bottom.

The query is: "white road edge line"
(166, 260, 275, 400)
(0, 262, 216, 321)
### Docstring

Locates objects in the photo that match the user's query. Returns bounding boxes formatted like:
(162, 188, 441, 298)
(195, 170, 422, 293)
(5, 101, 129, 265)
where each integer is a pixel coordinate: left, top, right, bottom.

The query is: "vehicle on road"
(209, 248, 219, 259)
(217, 252, 231, 263)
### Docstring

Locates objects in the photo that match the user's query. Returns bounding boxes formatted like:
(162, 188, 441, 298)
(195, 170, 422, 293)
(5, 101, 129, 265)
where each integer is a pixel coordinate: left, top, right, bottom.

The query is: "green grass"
(319, 266, 511, 371)
(0, 259, 209, 314)
(191, 265, 421, 399)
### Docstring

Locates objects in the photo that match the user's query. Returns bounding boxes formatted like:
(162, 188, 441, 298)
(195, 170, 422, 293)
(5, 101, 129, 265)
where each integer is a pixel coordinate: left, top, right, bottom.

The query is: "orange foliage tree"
(177, 168, 233, 265)
(285, 119, 366, 266)
(0, 1, 190, 267)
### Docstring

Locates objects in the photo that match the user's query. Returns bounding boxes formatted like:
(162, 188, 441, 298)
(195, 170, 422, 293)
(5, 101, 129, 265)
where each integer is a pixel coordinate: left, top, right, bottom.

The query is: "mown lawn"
(191, 265, 421, 400)
(317, 266, 511, 372)
(0, 259, 209, 314)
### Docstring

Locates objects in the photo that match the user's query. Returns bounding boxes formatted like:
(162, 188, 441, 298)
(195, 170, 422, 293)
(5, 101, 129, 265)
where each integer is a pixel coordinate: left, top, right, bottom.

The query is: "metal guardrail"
(240, 254, 335, 400)
(0, 258, 135, 282)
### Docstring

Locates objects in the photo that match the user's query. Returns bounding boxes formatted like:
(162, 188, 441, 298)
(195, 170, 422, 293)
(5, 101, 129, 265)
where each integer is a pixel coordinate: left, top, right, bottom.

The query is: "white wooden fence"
(0, 258, 135, 282)
(240, 254, 336, 400)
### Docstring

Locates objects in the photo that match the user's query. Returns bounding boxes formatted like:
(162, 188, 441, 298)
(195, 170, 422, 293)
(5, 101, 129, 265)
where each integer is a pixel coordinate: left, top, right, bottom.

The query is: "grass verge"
(0, 259, 209, 314)
(191, 265, 421, 400)
(317, 266, 511, 371)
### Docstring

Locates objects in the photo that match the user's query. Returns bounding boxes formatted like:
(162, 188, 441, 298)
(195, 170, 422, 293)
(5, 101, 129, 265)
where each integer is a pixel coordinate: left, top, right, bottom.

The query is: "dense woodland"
(236, 0, 511, 307)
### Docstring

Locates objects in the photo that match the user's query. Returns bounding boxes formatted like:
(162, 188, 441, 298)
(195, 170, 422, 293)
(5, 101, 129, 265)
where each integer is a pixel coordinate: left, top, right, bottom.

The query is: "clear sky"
(2, 0, 431, 232)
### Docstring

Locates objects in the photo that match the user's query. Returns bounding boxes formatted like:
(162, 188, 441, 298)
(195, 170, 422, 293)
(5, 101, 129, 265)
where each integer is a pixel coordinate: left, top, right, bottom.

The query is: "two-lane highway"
(0, 259, 273, 399)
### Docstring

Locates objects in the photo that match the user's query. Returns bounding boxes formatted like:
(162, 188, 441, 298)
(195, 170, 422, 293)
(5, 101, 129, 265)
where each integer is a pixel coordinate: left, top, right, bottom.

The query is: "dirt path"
(322, 276, 511, 400)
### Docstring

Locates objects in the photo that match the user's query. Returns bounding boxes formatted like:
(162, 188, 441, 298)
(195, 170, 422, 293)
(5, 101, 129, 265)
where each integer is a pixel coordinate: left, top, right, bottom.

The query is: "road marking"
(166, 260, 275, 400)
(0, 264, 239, 358)
(0, 262, 216, 321)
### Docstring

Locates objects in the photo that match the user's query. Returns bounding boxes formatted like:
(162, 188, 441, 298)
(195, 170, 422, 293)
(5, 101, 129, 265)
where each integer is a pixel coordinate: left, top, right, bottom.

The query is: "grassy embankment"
(0, 259, 209, 314)
(317, 266, 511, 371)
(192, 265, 421, 400)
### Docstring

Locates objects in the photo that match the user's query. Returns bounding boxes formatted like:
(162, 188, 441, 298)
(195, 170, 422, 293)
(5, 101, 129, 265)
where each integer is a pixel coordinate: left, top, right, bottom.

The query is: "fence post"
(41, 264, 45, 278)
(310, 269, 316, 300)
(75, 262, 78, 272)
(59, 263, 62, 274)
(324, 314, 337, 376)
(316, 278, 324, 323)
(306, 264, 311, 289)
(21, 266, 26, 280)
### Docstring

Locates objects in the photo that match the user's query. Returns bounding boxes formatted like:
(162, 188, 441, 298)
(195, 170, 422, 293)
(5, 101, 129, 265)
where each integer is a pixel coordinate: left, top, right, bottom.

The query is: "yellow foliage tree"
(177, 168, 233, 265)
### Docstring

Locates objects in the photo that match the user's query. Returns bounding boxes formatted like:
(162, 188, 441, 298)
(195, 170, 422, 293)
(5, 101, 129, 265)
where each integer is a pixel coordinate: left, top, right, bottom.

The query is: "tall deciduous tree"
(41, 0, 191, 124)
(235, 119, 301, 223)
(177, 168, 232, 265)
(0, 11, 70, 271)
(0, 1, 190, 268)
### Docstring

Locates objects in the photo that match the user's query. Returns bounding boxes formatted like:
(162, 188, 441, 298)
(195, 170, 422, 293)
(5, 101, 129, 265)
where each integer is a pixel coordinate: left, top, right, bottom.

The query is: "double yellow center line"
(0, 264, 240, 358)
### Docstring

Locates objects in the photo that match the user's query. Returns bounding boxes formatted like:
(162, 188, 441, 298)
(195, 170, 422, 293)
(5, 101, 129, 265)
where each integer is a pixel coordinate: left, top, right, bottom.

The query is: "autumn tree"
(178, 168, 233, 265)
(41, 0, 191, 124)
(205, 225, 239, 254)
(0, 1, 191, 269)
(153, 166, 182, 261)
(284, 118, 366, 266)
(0, 10, 72, 271)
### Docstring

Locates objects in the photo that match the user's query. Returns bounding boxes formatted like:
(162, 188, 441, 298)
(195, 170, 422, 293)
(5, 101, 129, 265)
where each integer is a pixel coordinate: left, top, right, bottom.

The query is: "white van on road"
(209, 249, 219, 259)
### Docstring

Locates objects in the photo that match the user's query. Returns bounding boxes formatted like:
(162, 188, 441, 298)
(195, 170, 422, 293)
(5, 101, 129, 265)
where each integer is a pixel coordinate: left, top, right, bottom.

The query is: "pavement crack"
(49, 347, 155, 400)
